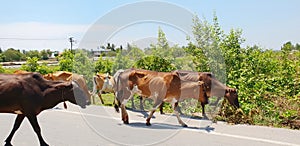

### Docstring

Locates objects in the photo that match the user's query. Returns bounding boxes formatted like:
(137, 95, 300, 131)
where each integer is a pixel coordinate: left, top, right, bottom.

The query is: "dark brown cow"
(0, 72, 90, 146)
(174, 70, 240, 117)
(114, 69, 208, 127)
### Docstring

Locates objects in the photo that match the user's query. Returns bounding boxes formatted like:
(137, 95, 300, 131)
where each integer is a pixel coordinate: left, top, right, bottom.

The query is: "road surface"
(1, 103, 299, 146)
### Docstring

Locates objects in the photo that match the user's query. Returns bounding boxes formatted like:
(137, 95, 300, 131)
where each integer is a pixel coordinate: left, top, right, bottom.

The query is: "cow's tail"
(113, 70, 123, 113)
(91, 75, 98, 96)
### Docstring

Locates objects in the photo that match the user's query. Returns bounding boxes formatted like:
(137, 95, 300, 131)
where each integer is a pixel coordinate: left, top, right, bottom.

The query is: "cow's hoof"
(202, 115, 209, 120)
(182, 124, 188, 127)
(123, 120, 129, 124)
(146, 122, 151, 126)
(4, 142, 13, 146)
(41, 143, 49, 146)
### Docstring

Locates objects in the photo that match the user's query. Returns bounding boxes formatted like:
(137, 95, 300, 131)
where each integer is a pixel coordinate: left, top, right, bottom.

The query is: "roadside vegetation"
(0, 13, 299, 129)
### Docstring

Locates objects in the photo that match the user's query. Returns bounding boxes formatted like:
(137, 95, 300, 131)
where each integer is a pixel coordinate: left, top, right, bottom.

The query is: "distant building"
(91, 47, 112, 61)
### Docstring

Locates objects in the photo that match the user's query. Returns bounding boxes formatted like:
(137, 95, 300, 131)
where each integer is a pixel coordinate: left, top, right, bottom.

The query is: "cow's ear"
(66, 76, 72, 81)
(207, 72, 213, 78)
(198, 72, 204, 81)
(172, 71, 180, 77)
(134, 71, 146, 78)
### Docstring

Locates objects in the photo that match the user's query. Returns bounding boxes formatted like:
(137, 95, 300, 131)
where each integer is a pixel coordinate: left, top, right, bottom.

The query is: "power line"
(0, 37, 65, 41)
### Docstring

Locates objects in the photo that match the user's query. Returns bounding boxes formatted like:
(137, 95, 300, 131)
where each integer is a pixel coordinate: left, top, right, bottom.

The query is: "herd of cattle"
(0, 69, 239, 146)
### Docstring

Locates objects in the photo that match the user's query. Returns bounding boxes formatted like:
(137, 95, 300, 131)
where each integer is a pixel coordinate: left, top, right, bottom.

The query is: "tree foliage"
(20, 57, 51, 74)
(94, 56, 113, 74)
(58, 50, 74, 72)
(2, 48, 25, 62)
(188, 14, 299, 128)
(135, 55, 175, 72)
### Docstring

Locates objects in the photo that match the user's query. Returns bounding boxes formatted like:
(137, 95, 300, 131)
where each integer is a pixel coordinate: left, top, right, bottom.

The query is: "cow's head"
(103, 73, 113, 85)
(54, 81, 91, 108)
(198, 72, 213, 97)
(199, 72, 240, 108)
(95, 74, 108, 86)
(225, 88, 240, 108)
(197, 81, 209, 104)
(43, 73, 53, 80)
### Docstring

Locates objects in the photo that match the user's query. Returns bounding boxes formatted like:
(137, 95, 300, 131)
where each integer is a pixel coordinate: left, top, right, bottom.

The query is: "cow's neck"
(41, 88, 66, 110)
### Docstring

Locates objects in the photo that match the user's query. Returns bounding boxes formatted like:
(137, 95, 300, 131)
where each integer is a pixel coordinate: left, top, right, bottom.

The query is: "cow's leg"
(173, 101, 187, 127)
(98, 92, 105, 104)
(120, 104, 129, 124)
(159, 102, 165, 114)
(146, 100, 162, 126)
(139, 96, 144, 111)
(26, 115, 49, 146)
(92, 94, 96, 104)
(113, 93, 120, 113)
(130, 96, 136, 109)
(5, 114, 25, 146)
(201, 102, 208, 119)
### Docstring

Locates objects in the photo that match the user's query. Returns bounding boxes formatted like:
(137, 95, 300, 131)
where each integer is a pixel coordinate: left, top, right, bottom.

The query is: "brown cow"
(174, 70, 240, 117)
(43, 71, 92, 104)
(0, 72, 90, 146)
(91, 73, 114, 104)
(114, 69, 208, 127)
(13, 70, 31, 74)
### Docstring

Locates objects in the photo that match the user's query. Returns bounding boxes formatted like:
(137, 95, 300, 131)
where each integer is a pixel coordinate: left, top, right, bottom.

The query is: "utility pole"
(69, 37, 75, 51)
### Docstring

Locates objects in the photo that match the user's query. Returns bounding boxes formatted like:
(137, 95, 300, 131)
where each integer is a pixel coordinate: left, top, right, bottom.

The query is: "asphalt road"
(1, 103, 299, 146)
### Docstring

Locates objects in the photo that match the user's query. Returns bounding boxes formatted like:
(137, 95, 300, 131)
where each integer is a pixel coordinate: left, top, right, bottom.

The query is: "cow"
(91, 73, 114, 104)
(114, 69, 208, 127)
(174, 70, 240, 118)
(13, 70, 31, 74)
(0, 72, 90, 146)
(43, 71, 92, 104)
(112, 70, 145, 112)
(43, 71, 73, 81)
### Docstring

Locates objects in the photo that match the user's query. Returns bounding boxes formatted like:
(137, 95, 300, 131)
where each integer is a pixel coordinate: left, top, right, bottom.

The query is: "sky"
(0, 0, 299, 51)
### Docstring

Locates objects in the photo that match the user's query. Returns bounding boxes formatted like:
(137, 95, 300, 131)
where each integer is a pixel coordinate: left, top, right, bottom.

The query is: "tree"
(112, 50, 132, 74)
(94, 56, 113, 74)
(127, 45, 145, 62)
(3, 48, 25, 61)
(135, 55, 175, 72)
(58, 50, 74, 72)
(281, 41, 293, 53)
(0, 54, 5, 62)
(157, 27, 169, 50)
(0, 65, 5, 73)
(19, 57, 51, 74)
(40, 50, 49, 60)
(25, 50, 41, 59)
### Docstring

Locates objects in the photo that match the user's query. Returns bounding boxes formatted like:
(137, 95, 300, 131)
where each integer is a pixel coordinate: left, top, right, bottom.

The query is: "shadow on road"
(126, 107, 208, 120)
(124, 122, 215, 132)
(126, 107, 154, 118)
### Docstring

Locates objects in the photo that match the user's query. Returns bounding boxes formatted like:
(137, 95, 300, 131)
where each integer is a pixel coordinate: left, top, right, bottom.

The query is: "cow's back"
(173, 70, 199, 81)
(0, 73, 51, 112)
